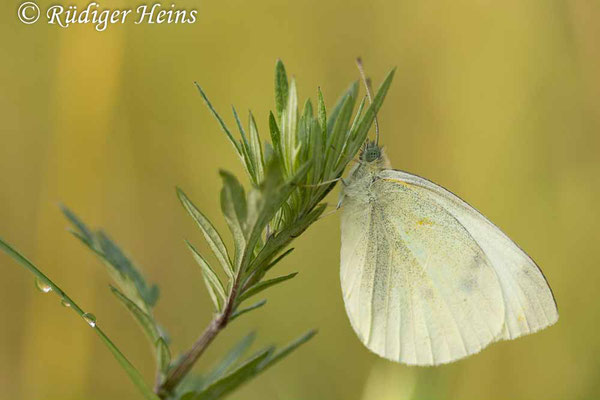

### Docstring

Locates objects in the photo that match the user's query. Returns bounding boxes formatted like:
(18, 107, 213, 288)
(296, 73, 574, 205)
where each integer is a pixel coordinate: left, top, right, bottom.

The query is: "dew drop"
(35, 278, 52, 293)
(82, 313, 97, 327)
(61, 298, 71, 308)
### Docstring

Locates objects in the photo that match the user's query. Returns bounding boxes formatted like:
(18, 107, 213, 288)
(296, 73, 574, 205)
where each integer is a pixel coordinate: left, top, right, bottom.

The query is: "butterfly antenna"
(356, 57, 380, 146)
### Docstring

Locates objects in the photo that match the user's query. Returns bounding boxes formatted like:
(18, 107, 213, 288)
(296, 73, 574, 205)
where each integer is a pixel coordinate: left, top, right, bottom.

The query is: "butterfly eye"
(362, 146, 381, 162)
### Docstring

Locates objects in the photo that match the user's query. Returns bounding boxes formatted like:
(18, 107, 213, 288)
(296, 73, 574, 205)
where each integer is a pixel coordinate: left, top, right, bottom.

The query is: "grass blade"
(0, 237, 159, 400)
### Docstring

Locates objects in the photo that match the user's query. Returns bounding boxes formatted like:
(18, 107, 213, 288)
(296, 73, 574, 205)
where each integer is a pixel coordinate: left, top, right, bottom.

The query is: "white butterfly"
(339, 140, 558, 365)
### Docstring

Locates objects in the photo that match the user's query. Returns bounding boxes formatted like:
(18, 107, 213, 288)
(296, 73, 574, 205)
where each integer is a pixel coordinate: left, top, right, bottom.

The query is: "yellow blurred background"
(1, 1, 599, 399)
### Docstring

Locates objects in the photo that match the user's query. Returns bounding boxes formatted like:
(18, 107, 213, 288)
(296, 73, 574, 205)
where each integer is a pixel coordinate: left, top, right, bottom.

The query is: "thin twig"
(158, 277, 241, 397)
(158, 318, 221, 397)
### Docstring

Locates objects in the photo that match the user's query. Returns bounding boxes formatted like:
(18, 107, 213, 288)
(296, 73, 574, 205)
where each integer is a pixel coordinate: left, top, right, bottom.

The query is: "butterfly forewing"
(341, 174, 506, 365)
(378, 169, 558, 340)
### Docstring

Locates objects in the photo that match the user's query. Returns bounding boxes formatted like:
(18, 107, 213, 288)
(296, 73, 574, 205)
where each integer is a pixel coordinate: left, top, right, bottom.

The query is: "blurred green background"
(1, 0, 599, 399)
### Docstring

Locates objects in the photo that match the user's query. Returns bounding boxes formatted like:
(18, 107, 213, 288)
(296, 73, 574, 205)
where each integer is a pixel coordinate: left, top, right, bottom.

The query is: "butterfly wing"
(341, 174, 506, 365)
(378, 169, 558, 341)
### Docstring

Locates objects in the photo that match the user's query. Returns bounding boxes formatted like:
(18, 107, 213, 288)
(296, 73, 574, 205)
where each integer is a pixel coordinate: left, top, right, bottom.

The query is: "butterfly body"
(339, 141, 558, 365)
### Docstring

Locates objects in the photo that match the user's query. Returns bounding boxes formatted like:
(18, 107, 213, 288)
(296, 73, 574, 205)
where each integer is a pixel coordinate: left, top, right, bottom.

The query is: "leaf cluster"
(62, 207, 171, 382)
(186, 60, 395, 317)
(0, 60, 395, 400)
(169, 60, 394, 398)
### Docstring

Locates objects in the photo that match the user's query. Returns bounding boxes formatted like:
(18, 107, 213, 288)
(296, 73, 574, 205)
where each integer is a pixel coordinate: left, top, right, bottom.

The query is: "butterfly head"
(358, 140, 391, 171)
(361, 140, 382, 163)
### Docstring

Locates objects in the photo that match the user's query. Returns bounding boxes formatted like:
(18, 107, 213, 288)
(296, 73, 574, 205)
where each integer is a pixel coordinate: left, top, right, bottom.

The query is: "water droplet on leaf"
(61, 299, 71, 308)
(35, 278, 52, 293)
(82, 313, 97, 327)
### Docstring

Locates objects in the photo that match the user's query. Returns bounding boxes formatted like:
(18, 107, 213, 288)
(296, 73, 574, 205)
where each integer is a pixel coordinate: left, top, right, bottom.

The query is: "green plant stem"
(0, 237, 160, 400)
(158, 276, 242, 397)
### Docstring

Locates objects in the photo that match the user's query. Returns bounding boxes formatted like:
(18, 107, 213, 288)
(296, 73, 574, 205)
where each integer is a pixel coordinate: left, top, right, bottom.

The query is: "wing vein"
(367, 207, 380, 346)
(385, 219, 470, 357)
(391, 184, 504, 341)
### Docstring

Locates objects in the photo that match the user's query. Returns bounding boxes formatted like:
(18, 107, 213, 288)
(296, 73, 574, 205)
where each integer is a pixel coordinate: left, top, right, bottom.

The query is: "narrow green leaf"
(248, 112, 264, 181)
(263, 247, 294, 274)
(268, 111, 283, 163)
(324, 94, 354, 177)
(0, 238, 159, 400)
(263, 141, 274, 164)
(203, 332, 256, 386)
(259, 330, 317, 370)
(310, 119, 324, 184)
(232, 106, 257, 183)
(348, 96, 367, 139)
(230, 299, 267, 321)
(219, 171, 247, 271)
(239, 273, 297, 303)
(232, 105, 251, 157)
(96, 232, 159, 309)
(334, 96, 367, 172)
(248, 204, 325, 277)
(110, 285, 160, 345)
(243, 157, 283, 240)
(194, 83, 241, 156)
(274, 60, 289, 121)
(302, 98, 313, 119)
(317, 87, 327, 141)
(297, 99, 314, 165)
(241, 160, 311, 274)
(174, 376, 205, 400)
(156, 336, 171, 375)
(188, 331, 316, 400)
(327, 81, 358, 135)
(60, 204, 93, 244)
(219, 172, 247, 226)
(177, 188, 234, 278)
(62, 207, 159, 311)
(341, 68, 396, 171)
(186, 241, 226, 311)
(191, 348, 273, 400)
(281, 78, 298, 175)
